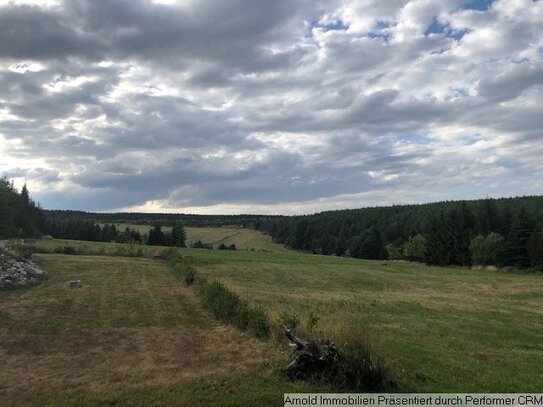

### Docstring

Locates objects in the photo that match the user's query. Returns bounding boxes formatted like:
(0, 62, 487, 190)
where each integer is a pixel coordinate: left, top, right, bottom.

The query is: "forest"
(268, 196, 543, 269)
(0, 178, 44, 238)
(45, 209, 280, 228)
(2, 177, 542, 269)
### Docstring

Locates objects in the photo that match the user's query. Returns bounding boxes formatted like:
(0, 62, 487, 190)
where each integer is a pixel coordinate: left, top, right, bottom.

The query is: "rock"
(0, 240, 47, 289)
(69, 280, 81, 289)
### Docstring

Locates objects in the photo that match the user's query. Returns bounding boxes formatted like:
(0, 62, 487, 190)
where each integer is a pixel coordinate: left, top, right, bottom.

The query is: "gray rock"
(0, 240, 47, 289)
(69, 280, 81, 289)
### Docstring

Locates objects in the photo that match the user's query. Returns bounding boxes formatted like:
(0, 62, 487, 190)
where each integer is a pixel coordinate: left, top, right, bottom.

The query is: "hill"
(268, 195, 543, 269)
(7, 237, 543, 399)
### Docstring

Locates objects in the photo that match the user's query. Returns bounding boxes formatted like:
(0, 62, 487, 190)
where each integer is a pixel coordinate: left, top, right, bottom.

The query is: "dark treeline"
(4, 176, 543, 269)
(269, 196, 543, 270)
(45, 210, 281, 228)
(0, 178, 44, 238)
(43, 220, 187, 247)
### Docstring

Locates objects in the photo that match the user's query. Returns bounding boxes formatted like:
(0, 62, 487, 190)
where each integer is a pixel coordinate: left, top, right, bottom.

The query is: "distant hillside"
(44, 196, 543, 269)
(44, 210, 282, 228)
(269, 195, 543, 269)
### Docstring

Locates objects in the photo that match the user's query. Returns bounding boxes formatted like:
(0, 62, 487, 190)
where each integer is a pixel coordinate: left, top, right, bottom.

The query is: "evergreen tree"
(528, 229, 543, 270)
(335, 226, 347, 256)
(0, 178, 43, 238)
(350, 227, 384, 260)
(506, 208, 535, 268)
(169, 223, 187, 247)
(477, 198, 499, 235)
(147, 225, 166, 246)
(425, 212, 450, 266)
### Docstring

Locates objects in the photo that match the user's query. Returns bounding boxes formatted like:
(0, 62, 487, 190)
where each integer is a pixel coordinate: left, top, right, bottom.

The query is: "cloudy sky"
(0, 0, 542, 214)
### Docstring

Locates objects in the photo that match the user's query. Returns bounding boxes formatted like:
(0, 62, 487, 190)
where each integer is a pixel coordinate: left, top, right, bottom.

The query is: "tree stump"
(285, 329, 340, 382)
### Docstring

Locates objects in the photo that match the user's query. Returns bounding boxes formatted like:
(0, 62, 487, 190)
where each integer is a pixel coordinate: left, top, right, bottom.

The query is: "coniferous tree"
(335, 226, 347, 256)
(0, 178, 43, 238)
(169, 223, 187, 247)
(528, 229, 543, 270)
(425, 212, 450, 266)
(477, 198, 499, 235)
(147, 225, 166, 246)
(506, 208, 535, 268)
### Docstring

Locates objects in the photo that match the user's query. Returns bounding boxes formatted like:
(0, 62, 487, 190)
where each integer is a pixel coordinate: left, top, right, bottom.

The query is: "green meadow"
(2, 231, 543, 405)
(101, 223, 290, 252)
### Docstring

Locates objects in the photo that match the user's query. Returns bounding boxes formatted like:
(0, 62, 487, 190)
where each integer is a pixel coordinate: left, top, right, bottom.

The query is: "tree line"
(43, 220, 187, 247)
(45, 209, 280, 228)
(3, 177, 542, 269)
(268, 196, 543, 270)
(0, 178, 44, 238)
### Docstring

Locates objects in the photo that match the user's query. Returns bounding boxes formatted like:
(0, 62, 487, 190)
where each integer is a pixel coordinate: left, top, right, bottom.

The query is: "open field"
(102, 224, 289, 252)
(30, 237, 543, 393)
(0, 252, 319, 406)
(4, 236, 543, 405)
(182, 245, 543, 392)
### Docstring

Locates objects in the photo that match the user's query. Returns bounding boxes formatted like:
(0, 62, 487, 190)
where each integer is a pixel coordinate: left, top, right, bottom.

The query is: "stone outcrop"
(0, 241, 47, 289)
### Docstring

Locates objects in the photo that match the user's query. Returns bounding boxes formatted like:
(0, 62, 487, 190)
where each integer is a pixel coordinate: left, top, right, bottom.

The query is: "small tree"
(169, 223, 187, 247)
(470, 233, 506, 266)
(385, 243, 403, 260)
(147, 224, 165, 246)
(403, 234, 426, 262)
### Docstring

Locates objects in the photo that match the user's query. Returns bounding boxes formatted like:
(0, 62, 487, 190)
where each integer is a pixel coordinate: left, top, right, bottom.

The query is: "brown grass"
(0, 325, 274, 396)
(0, 254, 278, 397)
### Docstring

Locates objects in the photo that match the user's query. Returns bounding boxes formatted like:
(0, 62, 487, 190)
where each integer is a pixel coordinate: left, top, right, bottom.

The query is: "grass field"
(3, 234, 543, 404)
(182, 246, 543, 392)
(0, 252, 320, 406)
(104, 224, 289, 252)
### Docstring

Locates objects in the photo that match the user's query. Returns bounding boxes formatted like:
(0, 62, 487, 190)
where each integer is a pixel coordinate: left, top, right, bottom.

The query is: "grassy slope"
(102, 224, 289, 252)
(8, 235, 543, 395)
(0, 253, 319, 406)
(183, 247, 543, 392)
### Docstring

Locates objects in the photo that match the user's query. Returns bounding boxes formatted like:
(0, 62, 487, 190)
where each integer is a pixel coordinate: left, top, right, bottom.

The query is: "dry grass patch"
(0, 254, 278, 399)
(0, 325, 274, 396)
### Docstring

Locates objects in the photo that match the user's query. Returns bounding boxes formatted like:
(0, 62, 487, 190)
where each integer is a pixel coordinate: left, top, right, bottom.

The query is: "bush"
(278, 310, 300, 330)
(218, 243, 237, 250)
(168, 253, 270, 339)
(173, 263, 196, 286)
(195, 278, 269, 339)
(54, 246, 77, 255)
(470, 233, 506, 266)
(305, 312, 320, 332)
(248, 307, 270, 340)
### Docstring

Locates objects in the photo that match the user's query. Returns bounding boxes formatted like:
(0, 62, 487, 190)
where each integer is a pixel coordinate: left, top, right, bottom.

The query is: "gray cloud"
(0, 0, 542, 212)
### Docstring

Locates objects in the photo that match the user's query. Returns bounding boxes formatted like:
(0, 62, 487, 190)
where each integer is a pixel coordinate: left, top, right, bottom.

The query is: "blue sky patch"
(364, 20, 392, 41)
(452, 88, 470, 98)
(460, 0, 495, 11)
(425, 17, 469, 41)
(395, 133, 433, 146)
(309, 19, 349, 33)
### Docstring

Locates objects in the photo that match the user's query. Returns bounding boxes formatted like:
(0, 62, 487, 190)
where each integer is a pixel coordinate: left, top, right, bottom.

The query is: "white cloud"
(0, 0, 542, 212)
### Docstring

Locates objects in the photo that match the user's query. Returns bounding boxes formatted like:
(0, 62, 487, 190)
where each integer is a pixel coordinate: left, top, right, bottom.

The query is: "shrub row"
(196, 279, 269, 339)
(167, 250, 270, 340)
(48, 245, 148, 258)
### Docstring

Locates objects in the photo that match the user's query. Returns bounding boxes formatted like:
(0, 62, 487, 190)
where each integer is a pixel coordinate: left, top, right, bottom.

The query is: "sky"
(0, 0, 542, 214)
